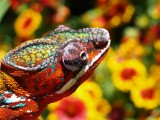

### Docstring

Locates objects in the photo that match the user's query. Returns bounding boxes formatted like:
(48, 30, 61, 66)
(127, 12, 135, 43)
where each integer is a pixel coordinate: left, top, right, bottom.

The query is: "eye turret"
(62, 42, 88, 71)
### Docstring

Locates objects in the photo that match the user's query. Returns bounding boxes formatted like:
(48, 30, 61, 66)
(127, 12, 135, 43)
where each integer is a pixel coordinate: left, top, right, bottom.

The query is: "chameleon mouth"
(56, 31, 111, 94)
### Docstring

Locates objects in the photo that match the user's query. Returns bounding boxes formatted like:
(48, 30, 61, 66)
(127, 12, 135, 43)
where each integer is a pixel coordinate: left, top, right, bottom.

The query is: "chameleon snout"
(92, 29, 110, 49)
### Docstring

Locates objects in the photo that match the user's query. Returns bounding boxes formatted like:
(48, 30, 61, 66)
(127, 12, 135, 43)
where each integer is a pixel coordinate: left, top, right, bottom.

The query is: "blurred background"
(0, 0, 160, 119)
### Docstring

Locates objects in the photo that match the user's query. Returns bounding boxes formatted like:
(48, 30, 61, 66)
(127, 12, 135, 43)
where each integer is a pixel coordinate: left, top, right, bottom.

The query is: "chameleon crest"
(0, 25, 110, 119)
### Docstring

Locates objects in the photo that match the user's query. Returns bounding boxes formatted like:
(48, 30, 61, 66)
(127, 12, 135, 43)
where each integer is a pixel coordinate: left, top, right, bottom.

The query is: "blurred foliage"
(0, 0, 160, 120)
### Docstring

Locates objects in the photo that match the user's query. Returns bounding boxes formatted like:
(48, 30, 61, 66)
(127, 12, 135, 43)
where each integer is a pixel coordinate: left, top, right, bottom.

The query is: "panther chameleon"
(0, 25, 110, 120)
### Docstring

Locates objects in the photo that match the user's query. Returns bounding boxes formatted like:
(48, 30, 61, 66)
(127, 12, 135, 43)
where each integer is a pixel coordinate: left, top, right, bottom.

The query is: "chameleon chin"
(0, 25, 110, 120)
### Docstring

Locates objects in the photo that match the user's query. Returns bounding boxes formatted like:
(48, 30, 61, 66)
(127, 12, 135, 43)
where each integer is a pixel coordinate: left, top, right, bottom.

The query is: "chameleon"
(0, 25, 110, 120)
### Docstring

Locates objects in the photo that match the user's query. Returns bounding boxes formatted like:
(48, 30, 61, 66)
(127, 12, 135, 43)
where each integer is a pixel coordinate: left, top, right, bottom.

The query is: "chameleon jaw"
(56, 38, 111, 94)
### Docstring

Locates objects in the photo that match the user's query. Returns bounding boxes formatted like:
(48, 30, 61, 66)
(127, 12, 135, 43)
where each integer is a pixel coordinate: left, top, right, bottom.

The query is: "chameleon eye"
(80, 51, 88, 61)
(62, 42, 88, 71)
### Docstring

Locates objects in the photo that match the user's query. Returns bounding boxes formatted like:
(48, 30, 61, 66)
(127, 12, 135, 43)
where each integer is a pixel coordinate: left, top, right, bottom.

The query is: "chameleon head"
(54, 25, 111, 95)
(1, 25, 110, 99)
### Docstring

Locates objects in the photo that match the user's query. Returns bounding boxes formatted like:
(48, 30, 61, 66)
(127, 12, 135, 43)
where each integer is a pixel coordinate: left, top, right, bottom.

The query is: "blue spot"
(0, 93, 4, 97)
(50, 66, 55, 74)
(12, 103, 26, 109)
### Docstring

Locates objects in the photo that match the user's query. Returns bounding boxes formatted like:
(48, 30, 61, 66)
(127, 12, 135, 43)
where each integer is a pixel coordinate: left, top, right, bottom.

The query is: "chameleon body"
(0, 25, 110, 120)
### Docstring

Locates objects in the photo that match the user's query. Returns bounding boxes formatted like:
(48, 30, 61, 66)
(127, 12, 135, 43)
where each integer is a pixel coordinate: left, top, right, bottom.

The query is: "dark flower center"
(23, 17, 32, 29)
(141, 88, 154, 99)
(121, 68, 136, 80)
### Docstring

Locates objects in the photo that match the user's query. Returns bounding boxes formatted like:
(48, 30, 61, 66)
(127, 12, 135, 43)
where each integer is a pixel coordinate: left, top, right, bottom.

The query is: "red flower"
(56, 97, 86, 120)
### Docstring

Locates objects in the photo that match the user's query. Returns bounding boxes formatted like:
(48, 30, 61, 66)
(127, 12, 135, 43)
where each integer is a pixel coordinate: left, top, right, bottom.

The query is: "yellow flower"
(122, 5, 135, 23)
(117, 38, 145, 59)
(47, 80, 111, 120)
(131, 78, 160, 109)
(14, 9, 42, 37)
(150, 65, 160, 87)
(75, 80, 111, 120)
(0, 50, 6, 63)
(154, 40, 160, 51)
(111, 59, 147, 92)
(106, 48, 122, 72)
(75, 79, 103, 99)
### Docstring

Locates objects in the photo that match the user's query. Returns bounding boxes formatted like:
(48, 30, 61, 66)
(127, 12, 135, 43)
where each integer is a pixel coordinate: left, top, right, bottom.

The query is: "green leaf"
(0, 0, 10, 23)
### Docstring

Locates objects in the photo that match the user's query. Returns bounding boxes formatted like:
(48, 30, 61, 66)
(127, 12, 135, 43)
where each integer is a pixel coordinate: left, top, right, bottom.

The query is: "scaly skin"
(0, 25, 110, 120)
